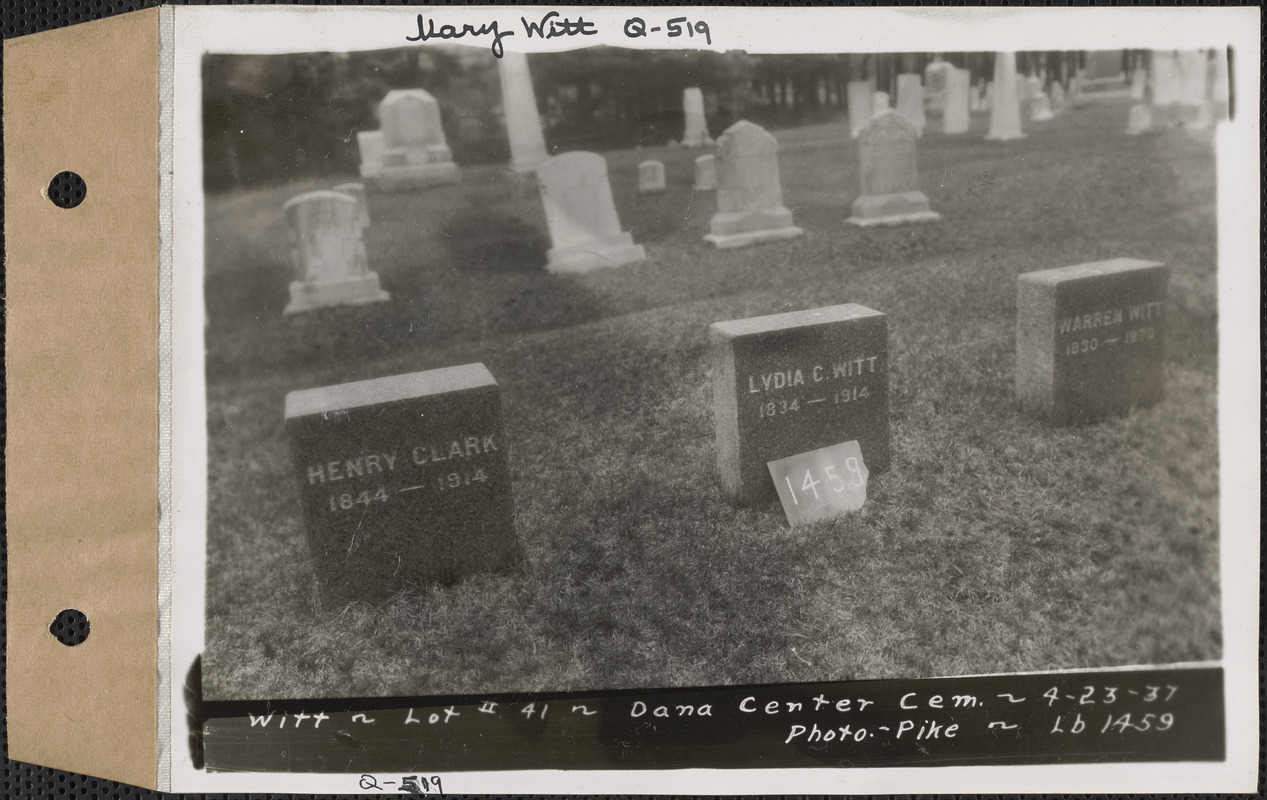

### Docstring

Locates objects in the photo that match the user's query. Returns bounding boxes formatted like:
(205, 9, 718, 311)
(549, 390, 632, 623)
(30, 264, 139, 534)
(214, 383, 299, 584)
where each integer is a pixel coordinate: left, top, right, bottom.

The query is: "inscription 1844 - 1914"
(284, 364, 520, 606)
(710, 304, 891, 506)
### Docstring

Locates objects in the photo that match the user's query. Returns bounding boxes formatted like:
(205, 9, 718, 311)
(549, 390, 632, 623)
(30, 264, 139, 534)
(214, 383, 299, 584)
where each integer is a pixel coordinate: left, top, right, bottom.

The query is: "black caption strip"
(198, 665, 1223, 773)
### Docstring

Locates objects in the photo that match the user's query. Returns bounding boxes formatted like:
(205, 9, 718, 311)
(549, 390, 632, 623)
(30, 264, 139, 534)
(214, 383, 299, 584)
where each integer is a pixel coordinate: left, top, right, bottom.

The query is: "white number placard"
(767, 440, 869, 526)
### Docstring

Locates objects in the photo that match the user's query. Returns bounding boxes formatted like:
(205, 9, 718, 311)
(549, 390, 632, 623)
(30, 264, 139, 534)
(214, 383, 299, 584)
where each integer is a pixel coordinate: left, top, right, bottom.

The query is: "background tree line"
(202, 47, 1120, 193)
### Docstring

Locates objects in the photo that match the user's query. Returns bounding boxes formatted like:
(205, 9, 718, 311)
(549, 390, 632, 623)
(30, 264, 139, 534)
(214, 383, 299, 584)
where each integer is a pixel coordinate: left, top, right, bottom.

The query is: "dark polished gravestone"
(710, 304, 891, 506)
(1016, 258, 1169, 425)
(284, 364, 521, 606)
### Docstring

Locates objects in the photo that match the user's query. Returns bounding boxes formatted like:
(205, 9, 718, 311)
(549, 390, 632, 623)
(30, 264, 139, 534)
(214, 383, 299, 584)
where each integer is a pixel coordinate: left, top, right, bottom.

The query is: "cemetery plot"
(202, 92, 1220, 701)
(1017, 259, 1168, 425)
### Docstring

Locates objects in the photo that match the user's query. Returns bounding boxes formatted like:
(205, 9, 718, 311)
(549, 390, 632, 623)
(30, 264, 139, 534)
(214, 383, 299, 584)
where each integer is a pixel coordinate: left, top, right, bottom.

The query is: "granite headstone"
(282, 190, 389, 315)
(372, 89, 461, 191)
(710, 304, 890, 506)
(285, 364, 521, 605)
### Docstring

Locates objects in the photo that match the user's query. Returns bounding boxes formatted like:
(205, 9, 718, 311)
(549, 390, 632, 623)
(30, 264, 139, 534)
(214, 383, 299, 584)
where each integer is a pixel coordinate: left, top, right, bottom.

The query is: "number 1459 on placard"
(767, 440, 870, 526)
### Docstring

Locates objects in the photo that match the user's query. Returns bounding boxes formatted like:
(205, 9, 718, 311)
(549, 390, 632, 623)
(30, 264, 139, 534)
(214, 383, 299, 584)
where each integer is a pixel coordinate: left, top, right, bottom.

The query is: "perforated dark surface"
(46, 171, 88, 210)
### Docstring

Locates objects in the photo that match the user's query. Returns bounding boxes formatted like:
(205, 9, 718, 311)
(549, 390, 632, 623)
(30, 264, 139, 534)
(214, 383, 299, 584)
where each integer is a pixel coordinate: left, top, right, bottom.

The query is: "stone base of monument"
(985, 128, 1027, 142)
(371, 162, 461, 193)
(705, 207, 803, 249)
(284, 273, 391, 315)
(846, 192, 941, 228)
(1072, 77, 1132, 108)
(681, 136, 715, 147)
(545, 234, 647, 273)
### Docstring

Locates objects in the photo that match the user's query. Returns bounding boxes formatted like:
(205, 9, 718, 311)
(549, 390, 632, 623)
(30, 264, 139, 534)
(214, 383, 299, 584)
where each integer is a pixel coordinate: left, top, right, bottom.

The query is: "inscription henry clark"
(284, 364, 521, 606)
(711, 304, 890, 506)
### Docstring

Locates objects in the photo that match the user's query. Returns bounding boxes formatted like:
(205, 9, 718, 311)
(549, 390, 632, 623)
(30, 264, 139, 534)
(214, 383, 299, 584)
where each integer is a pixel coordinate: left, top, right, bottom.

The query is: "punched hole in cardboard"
(46, 171, 87, 209)
(49, 608, 90, 646)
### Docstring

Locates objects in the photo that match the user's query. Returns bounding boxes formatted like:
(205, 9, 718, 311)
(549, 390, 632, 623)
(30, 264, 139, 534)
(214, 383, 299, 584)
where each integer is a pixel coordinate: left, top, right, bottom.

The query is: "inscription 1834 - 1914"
(284, 364, 520, 606)
(710, 304, 890, 506)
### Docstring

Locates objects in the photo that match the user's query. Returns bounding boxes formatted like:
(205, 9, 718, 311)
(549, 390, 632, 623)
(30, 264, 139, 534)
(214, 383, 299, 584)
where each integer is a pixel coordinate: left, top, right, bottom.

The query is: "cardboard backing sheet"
(4, 9, 160, 790)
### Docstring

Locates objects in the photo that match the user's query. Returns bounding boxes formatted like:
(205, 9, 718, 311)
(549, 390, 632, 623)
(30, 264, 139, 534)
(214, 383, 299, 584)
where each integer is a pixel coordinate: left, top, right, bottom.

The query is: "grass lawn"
(202, 101, 1221, 701)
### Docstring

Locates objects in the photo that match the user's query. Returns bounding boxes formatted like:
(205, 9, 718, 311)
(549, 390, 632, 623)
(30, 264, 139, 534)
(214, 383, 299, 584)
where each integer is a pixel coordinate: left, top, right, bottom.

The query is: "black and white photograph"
(161, 5, 1258, 791)
(200, 38, 1226, 699)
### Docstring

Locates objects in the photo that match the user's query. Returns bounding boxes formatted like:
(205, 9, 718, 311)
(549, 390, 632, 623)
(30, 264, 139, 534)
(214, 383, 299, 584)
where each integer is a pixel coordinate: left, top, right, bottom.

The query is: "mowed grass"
(203, 102, 1220, 700)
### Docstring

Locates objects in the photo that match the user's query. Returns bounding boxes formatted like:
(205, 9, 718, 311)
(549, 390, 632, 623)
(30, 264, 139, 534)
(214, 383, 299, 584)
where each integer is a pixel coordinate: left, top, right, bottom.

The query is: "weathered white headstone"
(1050, 82, 1067, 112)
(847, 108, 940, 228)
(923, 59, 955, 118)
(986, 52, 1026, 141)
(356, 131, 385, 182)
(894, 74, 926, 136)
(1130, 67, 1147, 100)
(283, 190, 389, 315)
(333, 182, 370, 228)
(872, 91, 891, 116)
(694, 154, 717, 191)
(1125, 104, 1152, 136)
(704, 121, 803, 249)
(847, 80, 874, 138)
(1178, 49, 1209, 107)
(537, 152, 646, 273)
(497, 50, 549, 174)
(638, 160, 666, 194)
(1150, 50, 1183, 107)
(681, 87, 714, 148)
(372, 89, 461, 191)
(943, 68, 971, 134)
(1030, 92, 1054, 122)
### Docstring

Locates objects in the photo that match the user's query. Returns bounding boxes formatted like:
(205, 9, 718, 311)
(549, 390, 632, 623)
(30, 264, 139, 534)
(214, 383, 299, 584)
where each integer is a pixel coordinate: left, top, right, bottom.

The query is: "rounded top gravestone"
(714, 120, 784, 215)
(857, 110, 920, 197)
(283, 190, 367, 283)
(536, 152, 625, 250)
(378, 89, 448, 150)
